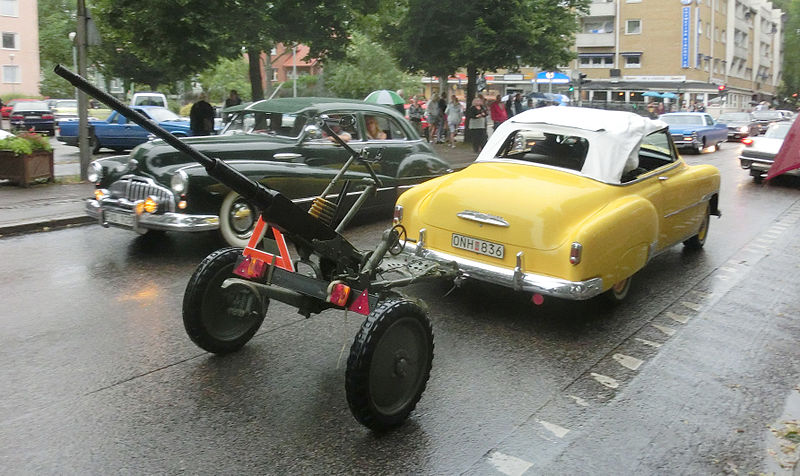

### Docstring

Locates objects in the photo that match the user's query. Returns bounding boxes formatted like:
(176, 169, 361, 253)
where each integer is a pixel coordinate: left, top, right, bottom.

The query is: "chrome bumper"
(86, 199, 220, 233)
(402, 241, 604, 300)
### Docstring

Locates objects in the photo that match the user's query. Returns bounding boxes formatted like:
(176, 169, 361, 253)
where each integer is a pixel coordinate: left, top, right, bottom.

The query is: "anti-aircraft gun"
(55, 65, 457, 431)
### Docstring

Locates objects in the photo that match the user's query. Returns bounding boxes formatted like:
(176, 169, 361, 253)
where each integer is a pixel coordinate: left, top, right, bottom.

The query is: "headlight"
(171, 170, 188, 194)
(87, 161, 102, 183)
(738, 126, 748, 133)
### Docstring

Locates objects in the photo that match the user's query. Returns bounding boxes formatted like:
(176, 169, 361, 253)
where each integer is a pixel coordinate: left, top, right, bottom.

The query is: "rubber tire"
(346, 300, 434, 431)
(715, 141, 721, 151)
(603, 276, 632, 304)
(219, 191, 258, 248)
(684, 204, 710, 250)
(90, 135, 101, 154)
(695, 138, 706, 154)
(183, 247, 266, 354)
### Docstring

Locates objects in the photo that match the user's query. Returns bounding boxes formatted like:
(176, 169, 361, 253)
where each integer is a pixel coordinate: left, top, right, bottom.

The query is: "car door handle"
(273, 153, 303, 161)
(658, 176, 669, 181)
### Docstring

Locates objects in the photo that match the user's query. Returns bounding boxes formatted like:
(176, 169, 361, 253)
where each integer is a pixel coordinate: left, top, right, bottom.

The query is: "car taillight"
(569, 242, 582, 265)
(42, 114, 54, 120)
(741, 138, 754, 146)
(10, 115, 22, 120)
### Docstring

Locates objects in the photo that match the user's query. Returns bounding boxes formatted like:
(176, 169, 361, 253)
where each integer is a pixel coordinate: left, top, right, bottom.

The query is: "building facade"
(574, 0, 784, 112)
(0, 0, 39, 97)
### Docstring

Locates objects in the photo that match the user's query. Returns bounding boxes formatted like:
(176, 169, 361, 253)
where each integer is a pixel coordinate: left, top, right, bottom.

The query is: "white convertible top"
(478, 106, 667, 183)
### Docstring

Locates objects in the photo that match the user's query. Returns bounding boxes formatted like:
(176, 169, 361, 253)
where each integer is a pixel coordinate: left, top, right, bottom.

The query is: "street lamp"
(68, 32, 77, 101)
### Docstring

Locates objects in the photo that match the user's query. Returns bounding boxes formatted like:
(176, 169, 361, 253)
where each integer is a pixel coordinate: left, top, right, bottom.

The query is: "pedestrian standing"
(490, 95, 508, 133)
(223, 90, 241, 122)
(425, 95, 440, 143)
(512, 93, 524, 116)
(437, 92, 448, 143)
(407, 97, 424, 137)
(190, 93, 215, 136)
(467, 98, 488, 153)
(445, 94, 463, 148)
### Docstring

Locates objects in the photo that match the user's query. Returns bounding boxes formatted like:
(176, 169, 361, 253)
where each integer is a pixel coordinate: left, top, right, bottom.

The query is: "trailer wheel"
(346, 300, 433, 431)
(183, 247, 267, 354)
(219, 191, 258, 248)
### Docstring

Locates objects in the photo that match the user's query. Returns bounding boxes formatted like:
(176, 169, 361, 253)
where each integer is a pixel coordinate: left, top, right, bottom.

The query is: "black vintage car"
(716, 112, 760, 140)
(85, 97, 452, 247)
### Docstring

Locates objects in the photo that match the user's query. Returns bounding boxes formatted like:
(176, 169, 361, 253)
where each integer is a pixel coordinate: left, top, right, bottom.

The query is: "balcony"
(588, 2, 615, 17)
(576, 33, 616, 48)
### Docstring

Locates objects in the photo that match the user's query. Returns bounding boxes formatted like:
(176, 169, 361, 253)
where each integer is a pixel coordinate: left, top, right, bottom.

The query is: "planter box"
(0, 150, 54, 187)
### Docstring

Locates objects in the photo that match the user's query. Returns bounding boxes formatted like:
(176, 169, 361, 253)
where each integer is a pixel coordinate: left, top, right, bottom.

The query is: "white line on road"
(591, 372, 620, 389)
(487, 451, 534, 476)
(681, 301, 702, 311)
(613, 353, 644, 371)
(635, 337, 662, 348)
(666, 311, 690, 324)
(538, 420, 571, 438)
(653, 324, 677, 336)
(569, 395, 590, 407)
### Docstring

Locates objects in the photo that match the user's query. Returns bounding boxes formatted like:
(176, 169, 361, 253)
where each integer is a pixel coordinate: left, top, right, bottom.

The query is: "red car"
(2, 98, 39, 118)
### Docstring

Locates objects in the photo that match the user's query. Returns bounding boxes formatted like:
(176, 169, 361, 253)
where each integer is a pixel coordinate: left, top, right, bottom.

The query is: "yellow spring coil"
(308, 197, 337, 225)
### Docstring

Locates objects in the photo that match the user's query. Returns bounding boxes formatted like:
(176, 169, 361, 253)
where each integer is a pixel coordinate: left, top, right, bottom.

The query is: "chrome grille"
(109, 176, 176, 211)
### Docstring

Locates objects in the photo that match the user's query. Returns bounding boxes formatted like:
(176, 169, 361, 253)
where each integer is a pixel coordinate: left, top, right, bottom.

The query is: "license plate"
(451, 233, 504, 259)
(105, 210, 134, 227)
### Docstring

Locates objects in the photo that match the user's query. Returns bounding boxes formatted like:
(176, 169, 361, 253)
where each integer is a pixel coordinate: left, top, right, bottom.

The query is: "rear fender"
(397, 153, 453, 179)
(572, 195, 658, 289)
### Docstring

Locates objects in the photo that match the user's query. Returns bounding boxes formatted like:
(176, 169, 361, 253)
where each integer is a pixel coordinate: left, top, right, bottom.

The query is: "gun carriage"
(56, 65, 457, 431)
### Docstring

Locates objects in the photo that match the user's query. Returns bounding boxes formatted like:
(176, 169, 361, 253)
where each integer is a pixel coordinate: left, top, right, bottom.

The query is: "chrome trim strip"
(403, 241, 603, 300)
(456, 210, 510, 227)
(664, 197, 710, 219)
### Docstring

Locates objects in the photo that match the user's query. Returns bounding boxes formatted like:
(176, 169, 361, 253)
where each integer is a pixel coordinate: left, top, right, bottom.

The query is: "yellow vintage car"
(393, 106, 721, 303)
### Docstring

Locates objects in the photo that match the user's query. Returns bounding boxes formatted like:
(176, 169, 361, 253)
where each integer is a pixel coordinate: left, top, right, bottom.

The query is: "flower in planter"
(0, 132, 53, 156)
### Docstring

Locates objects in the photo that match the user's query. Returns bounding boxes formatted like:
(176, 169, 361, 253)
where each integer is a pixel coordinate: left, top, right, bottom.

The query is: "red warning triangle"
(348, 289, 370, 316)
(241, 216, 295, 272)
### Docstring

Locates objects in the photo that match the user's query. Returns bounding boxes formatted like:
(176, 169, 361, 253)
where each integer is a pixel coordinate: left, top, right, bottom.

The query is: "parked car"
(752, 110, 788, 134)
(50, 99, 78, 120)
(776, 109, 795, 121)
(738, 121, 794, 183)
(1, 98, 39, 118)
(716, 112, 760, 140)
(57, 106, 192, 153)
(393, 106, 721, 304)
(130, 92, 168, 108)
(85, 97, 452, 247)
(9, 100, 55, 135)
(658, 112, 728, 153)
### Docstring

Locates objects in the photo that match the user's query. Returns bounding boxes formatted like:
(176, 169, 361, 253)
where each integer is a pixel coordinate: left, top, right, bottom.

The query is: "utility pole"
(76, 0, 90, 181)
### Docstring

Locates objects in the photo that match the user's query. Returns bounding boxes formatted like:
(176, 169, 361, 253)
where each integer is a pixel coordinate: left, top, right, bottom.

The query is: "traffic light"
(717, 84, 727, 96)
(568, 85, 574, 92)
(579, 73, 591, 85)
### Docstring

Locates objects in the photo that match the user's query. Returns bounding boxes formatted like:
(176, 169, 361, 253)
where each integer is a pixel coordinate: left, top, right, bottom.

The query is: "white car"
(738, 121, 793, 182)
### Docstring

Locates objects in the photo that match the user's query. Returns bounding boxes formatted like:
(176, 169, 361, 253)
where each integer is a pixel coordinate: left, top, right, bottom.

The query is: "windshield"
(659, 114, 704, 125)
(718, 113, 750, 122)
(764, 123, 792, 139)
(55, 100, 77, 109)
(144, 108, 181, 122)
(222, 110, 306, 138)
(497, 129, 589, 172)
(753, 111, 782, 120)
(13, 101, 50, 111)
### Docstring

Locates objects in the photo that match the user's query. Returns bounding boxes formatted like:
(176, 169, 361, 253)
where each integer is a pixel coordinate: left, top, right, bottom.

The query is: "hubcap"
(229, 200, 255, 235)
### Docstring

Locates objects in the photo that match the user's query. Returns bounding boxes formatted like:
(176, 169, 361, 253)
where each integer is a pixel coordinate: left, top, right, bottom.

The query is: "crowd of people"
(408, 90, 551, 153)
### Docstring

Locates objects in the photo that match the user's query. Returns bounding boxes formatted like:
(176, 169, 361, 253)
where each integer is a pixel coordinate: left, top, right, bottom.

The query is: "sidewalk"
(0, 138, 479, 238)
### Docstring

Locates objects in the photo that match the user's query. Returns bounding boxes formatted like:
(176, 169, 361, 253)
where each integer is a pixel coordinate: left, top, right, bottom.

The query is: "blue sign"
(681, 7, 690, 68)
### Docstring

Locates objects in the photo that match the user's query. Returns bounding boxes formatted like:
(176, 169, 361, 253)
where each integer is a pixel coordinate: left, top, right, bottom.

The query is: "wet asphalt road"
(1, 144, 800, 474)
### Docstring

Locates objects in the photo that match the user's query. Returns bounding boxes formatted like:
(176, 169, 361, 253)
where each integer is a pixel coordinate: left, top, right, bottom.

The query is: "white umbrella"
(364, 90, 405, 105)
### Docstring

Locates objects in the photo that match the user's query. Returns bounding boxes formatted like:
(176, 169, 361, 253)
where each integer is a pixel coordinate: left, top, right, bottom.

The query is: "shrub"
(0, 132, 53, 156)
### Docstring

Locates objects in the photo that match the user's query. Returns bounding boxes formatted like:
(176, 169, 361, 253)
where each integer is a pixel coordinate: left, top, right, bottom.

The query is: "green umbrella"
(364, 90, 405, 105)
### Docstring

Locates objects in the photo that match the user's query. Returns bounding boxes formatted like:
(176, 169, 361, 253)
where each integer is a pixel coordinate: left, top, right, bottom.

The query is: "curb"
(0, 215, 94, 237)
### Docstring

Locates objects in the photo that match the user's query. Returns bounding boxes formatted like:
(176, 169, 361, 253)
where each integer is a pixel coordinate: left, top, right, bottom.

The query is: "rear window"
(222, 110, 306, 138)
(659, 114, 704, 126)
(12, 101, 49, 111)
(497, 129, 588, 172)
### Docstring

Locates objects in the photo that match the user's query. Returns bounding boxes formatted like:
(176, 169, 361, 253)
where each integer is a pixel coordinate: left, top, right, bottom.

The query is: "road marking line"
(635, 337, 662, 348)
(666, 311, 690, 324)
(720, 266, 737, 273)
(690, 290, 712, 299)
(590, 372, 620, 389)
(653, 324, 677, 336)
(487, 451, 534, 476)
(716, 275, 729, 280)
(681, 301, 702, 311)
(569, 395, 590, 407)
(613, 353, 644, 371)
(538, 420, 570, 438)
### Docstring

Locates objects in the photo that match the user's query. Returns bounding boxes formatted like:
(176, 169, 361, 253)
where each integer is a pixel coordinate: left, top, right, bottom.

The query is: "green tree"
(324, 32, 422, 99)
(779, 0, 800, 106)
(196, 57, 251, 103)
(381, 0, 588, 111)
(38, 0, 76, 97)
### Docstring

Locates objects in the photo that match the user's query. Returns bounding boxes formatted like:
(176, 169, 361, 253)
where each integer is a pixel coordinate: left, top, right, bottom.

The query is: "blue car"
(56, 106, 193, 153)
(659, 112, 728, 153)
(10, 100, 56, 135)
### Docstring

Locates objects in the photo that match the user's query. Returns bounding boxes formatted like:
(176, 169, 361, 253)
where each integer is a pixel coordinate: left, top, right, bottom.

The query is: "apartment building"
(575, 0, 784, 111)
(0, 0, 40, 97)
